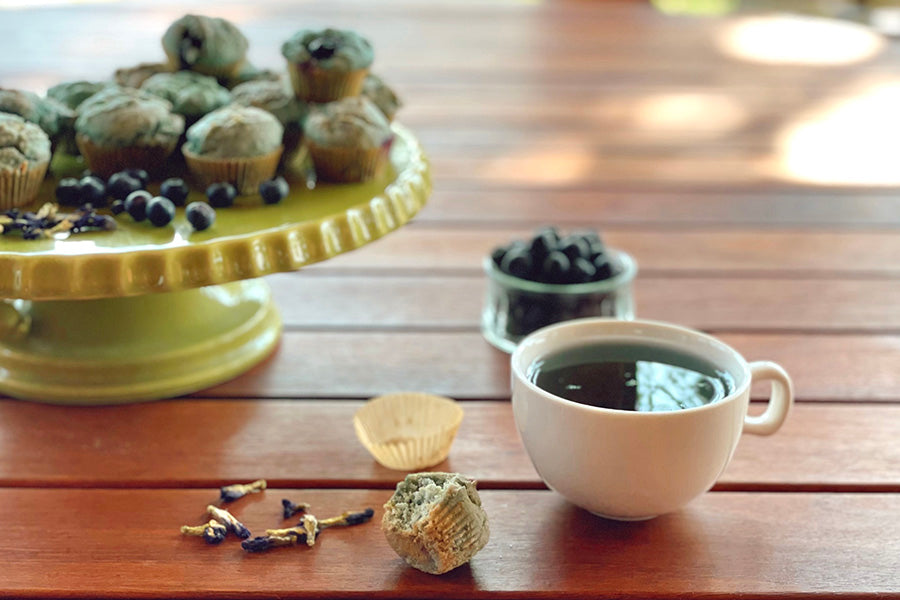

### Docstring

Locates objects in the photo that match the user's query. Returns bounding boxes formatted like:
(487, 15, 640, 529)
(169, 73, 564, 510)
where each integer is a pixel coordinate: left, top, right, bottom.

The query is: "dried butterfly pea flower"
(219, 479, 267, 503)
(180, 519, 228, 545)
(207, 505, 251, 539)
(281, 498, 310, 519)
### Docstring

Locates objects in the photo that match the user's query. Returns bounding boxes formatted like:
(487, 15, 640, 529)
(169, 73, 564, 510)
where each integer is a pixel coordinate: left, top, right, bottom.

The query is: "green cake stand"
(0, 124, 430, 405)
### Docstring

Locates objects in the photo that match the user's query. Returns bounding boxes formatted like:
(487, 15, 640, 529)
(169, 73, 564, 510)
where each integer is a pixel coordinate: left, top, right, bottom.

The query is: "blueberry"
(258, 176, 289, 205)
(500, 249, 532, 279)
(55, 177, 81, 205)
(559, 236, 591, 262)
(589, 240, 606, 259)
(106, 172, 142, 201)
(308, 37, 337, 60)
(122, 168, 150, 188)
(186, 202, 215, 231)
(110, 199, 126, 215)
(593, 256, 613, 280)
(206, 182, 236, 208)
(541, 251, 570, 284)
(491, 246, 506, 267)
(146, 196, 175, 227)
(125, 190, 152, 222)
(529, 227, 559, 260)
(160, 178, 190, 206)
(78, 175, 107, 206)
(571, 256, 597, 283)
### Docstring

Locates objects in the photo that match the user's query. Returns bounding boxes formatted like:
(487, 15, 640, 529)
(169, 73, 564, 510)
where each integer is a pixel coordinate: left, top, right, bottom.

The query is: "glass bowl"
(481, 248, 637, 353)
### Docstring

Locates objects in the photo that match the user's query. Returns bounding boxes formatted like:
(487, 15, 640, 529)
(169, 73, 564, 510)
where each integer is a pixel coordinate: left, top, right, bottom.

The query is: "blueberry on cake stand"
(0, 124, 429, 404)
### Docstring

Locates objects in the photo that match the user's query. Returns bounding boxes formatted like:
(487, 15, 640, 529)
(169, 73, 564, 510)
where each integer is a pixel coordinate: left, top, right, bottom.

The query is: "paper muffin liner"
(307, 137, 392, 183)
(286, 63, 368, 103)
(182, 145, 283, 195)
(354, 393, 464, 471)
(0, 161, 49, 211)
(414, 488, 491, 573)
(76, 134, 177, 179)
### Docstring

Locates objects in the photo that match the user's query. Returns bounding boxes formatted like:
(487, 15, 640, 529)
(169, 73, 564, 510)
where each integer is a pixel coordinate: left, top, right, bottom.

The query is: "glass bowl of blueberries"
(482, 227, 637, 353)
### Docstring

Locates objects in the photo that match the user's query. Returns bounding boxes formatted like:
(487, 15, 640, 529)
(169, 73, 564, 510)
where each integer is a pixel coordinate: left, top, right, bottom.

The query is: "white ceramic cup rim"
(511, 317, 753, 418)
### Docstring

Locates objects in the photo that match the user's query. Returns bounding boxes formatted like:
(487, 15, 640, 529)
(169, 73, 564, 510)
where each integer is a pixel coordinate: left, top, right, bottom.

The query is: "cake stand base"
(0, 280, 281, 405)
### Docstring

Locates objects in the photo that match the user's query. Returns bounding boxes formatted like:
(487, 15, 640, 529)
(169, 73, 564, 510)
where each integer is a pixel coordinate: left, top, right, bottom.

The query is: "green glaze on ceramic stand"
(0, 123, 430, 404)
(0, 280, 280, 404)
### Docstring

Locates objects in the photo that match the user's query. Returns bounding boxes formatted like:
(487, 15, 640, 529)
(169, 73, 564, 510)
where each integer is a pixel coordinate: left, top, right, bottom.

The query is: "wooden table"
(2, 1, 899, 597)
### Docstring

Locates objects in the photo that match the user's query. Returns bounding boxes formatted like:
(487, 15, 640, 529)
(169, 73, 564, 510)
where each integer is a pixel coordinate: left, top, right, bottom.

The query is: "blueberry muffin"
(0, 88, 76, 154)
(46, 81, 111, 110)
(182, 105, 283, 194)
(362, 74, 401, 121)
(0, 114, 52, 209)
(114, 62, 174, 89)
(74, 87, 184, 177)
(140, 71, 231, 124)
(230, 78, 307, 155)
(281, 28, 373, 102)
(162, 14, 249, 79)
(304, 96, 393, 183)
(382, 473, 490, 575)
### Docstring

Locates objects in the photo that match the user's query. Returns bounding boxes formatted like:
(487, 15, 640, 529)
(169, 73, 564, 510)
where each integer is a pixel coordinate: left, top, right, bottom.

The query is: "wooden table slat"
(3, 488, 898, 598)
(190, 331, 900, 402)
(0, 400, 896, 491)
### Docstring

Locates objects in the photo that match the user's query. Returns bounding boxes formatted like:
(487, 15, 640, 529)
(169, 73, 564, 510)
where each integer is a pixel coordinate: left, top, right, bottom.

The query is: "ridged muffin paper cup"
(307, 138, 392, 183)
(182, 146, 283, 195)
(354, 393, 464, 471)
(76, 134, 177, 179)
(287, 64, 368, 103)
(0, 161, 48, 210)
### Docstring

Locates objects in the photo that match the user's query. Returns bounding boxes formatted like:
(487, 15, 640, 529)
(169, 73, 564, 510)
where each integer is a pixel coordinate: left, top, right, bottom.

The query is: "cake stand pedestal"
(0, 124, 429, 405)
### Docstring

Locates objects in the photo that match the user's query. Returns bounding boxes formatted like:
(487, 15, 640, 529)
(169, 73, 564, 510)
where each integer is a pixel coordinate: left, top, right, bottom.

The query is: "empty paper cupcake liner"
(354, 392, 464, 471)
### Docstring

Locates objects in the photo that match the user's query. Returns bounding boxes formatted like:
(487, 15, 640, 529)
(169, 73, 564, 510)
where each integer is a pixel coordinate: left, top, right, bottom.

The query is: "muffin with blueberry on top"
(281, 28, 373, 102)
(304, 96, 393, 183)
(0, 113, 52, 210)
(182, 104, 283, 194)
(74, 86, 184, 177)
(162, 14, 249, 80)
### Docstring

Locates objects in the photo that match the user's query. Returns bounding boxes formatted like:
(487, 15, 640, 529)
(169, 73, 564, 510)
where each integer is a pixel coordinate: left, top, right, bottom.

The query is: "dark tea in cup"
(526, 342, 735, 412)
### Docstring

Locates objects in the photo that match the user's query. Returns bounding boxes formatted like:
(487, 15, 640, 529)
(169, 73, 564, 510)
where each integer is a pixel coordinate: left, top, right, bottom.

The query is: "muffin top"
(184, 105, 283, 158)
(47, 81, 111, 110)
(141, 71, 231, 120)
(230, 78, 307, 126)
(281, 28, 374, 71)
(0, 113, 52, 172)
(304, 96, 392, 149)
(114, 62, 173, 89)
(0, 88, 75, 138)
(162, 14, 249, 72)
(362, 74, 401, 120)
(75, 87, 185, 148)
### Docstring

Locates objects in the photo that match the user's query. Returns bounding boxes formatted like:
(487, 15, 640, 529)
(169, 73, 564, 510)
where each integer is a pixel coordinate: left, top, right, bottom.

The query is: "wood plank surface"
(270, 273, 900, 333)
(195, 331, 900, 402)
(0, 400, 895, 491)
(2, 0, 900, 598)
(414, 188, 900, 227)
(309, 226, 900, 277)
(2, 488, 898, 598)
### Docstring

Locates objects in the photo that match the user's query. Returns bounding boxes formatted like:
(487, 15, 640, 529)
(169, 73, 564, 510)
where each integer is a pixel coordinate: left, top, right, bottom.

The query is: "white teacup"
(511, 318, 793, 520)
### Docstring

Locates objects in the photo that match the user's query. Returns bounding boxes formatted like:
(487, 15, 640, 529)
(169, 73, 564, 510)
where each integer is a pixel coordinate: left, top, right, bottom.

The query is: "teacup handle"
(744, 361, 793, 435)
